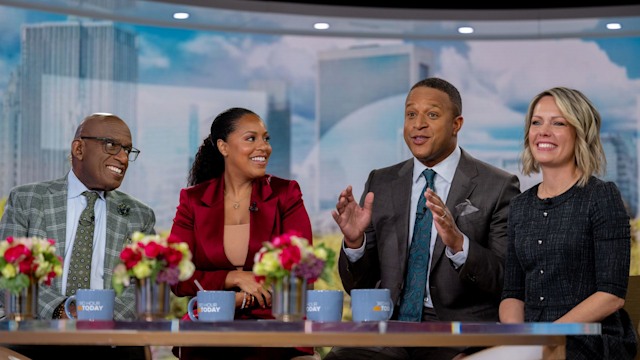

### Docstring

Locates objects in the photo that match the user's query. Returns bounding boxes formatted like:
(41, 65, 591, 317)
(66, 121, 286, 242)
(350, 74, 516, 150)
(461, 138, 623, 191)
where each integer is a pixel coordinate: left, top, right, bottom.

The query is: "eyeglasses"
(80, 136, 140, 161)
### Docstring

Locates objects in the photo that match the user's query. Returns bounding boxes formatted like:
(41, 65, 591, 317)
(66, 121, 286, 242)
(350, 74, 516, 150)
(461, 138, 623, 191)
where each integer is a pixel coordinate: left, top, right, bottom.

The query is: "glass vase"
(4, 282, 38, 321)
(135, 278, 170, 321)
(272, 274, 307, 322)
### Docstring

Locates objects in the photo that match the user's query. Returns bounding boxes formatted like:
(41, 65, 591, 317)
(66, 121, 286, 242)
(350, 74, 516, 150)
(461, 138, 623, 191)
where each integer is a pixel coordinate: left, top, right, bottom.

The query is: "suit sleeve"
(113, 202, 156, 320)
(592, 182, 630, 298)
(279, 180, 312, 243)
(0, 189, 32, 239)
(0, 189, 63, 318)
(169, 188, 230, 297)
(502, 200, 525, 302)
(458, 172, 520, 298)
(337, 170, 381, 293)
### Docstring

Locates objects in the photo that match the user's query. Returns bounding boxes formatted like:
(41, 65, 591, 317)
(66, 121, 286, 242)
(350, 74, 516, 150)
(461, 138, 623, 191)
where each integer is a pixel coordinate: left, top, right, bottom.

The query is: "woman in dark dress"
(500, 87, 638, 359)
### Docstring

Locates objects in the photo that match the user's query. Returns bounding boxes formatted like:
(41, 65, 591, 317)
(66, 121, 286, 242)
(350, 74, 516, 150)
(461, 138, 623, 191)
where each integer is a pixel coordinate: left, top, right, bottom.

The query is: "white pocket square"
(455, 199, 479, 216)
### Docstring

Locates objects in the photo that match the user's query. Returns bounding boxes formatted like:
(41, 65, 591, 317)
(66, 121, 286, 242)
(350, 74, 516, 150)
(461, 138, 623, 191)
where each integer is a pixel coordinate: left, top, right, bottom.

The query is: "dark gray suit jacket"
(339, 148, 521, 321)
(0, 174, 156, 320)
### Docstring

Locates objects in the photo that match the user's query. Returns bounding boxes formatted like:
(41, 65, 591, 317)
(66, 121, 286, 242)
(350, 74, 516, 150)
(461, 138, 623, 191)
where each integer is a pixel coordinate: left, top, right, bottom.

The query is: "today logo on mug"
(350, 288, 394, 322)
(77, 301, 106, 312)
(198, 302, 224, 313)
(64, 289, 115, 321)
(187, 290, 235, 322)
(306, 290, 343, 322)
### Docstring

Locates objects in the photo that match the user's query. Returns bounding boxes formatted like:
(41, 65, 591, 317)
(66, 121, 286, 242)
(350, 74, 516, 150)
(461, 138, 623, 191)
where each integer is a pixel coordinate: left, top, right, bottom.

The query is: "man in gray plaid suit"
(0, 113, 155, 359)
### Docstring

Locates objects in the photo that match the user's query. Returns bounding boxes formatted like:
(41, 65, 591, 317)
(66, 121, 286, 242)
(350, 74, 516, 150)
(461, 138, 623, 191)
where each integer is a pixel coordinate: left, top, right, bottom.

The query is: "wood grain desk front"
(0, 320, 600, 359)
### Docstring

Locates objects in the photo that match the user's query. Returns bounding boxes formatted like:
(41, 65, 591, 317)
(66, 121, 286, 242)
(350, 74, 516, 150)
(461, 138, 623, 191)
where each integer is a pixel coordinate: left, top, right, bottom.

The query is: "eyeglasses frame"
(79, 136, 140, 161)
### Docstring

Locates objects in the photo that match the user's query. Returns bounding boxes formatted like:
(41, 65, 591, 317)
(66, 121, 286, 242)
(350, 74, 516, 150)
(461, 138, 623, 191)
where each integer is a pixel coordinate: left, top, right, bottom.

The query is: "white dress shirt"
(62, 170, 107, 294)
(345, 146, 470, 308)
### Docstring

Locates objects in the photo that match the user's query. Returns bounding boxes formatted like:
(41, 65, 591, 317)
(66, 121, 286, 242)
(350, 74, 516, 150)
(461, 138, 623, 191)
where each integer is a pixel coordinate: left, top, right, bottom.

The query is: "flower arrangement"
(0, 236, 63, 295)
(253, 232, 336, 286)
(112, 231, 195, 295)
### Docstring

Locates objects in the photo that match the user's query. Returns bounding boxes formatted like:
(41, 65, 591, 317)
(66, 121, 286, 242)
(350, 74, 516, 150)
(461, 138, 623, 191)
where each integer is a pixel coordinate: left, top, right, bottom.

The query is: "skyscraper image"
(17, 20, 138, 185)
(250, 80, 292, 180)
(313, 44, 432, 212)
(188, 104, 200, 170)
(602, 133, 638, 216)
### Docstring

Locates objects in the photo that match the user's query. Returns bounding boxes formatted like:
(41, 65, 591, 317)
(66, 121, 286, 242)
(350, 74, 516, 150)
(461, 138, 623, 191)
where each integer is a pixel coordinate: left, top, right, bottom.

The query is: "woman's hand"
(228, 270, 271, 308)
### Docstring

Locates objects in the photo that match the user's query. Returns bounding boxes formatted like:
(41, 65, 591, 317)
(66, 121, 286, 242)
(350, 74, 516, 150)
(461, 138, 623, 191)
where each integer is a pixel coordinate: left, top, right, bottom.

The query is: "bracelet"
(52, 300, 66, 319)
(241, 292, 248, 309)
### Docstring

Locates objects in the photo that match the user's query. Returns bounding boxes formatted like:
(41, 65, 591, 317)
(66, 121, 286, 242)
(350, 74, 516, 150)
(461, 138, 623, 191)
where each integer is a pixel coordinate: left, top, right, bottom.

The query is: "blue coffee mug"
(64, 289, 115, 320)
(350, 288, 394, 322)
(187, 290, 235, 322)
(306, 290, 344, 322)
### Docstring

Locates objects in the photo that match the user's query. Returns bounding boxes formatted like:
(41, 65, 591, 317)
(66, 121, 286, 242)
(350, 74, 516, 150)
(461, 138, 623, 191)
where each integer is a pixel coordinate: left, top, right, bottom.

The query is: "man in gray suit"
(326, 78, 521, 360)
(0, 113, 155, 359)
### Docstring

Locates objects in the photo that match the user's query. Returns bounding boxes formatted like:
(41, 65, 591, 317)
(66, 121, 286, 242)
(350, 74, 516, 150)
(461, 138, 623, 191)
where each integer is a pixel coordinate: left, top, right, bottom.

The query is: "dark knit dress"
(503, 176, 638, 359)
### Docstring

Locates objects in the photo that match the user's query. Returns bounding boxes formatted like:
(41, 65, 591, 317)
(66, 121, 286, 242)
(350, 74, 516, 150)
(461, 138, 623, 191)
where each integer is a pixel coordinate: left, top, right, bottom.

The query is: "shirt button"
(538, 240, 543, 245)
(540, 269, 544, 274)
(540, 296, 544, 301)
(543, 212, 548, 217)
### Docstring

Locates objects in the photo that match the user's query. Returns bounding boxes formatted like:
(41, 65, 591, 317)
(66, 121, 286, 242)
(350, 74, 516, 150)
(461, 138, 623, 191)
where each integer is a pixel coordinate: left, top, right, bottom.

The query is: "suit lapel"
(104, 191, 128, 288)
(248, 177, 277, 269)
(432, 150, 478, 267)
(393, 160, 414, 270)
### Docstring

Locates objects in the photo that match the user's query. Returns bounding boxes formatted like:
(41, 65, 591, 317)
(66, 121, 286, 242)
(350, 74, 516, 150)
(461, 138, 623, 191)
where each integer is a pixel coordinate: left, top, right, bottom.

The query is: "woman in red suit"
(169, 107, 314, 360)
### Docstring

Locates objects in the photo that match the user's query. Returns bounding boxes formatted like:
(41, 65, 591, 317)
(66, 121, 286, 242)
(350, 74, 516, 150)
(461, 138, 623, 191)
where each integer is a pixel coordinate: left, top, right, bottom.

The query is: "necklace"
(539, 174, 579, 199)
(224, 190, 247, 210)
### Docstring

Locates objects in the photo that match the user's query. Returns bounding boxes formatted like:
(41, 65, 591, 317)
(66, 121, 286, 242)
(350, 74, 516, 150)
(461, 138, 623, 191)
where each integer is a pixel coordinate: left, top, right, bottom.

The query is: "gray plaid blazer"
(0, 174, 156, 320)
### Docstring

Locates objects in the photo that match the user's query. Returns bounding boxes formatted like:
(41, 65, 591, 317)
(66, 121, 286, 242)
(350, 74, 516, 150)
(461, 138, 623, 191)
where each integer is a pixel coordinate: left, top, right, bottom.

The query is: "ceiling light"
(458, 26, 474, 34)
(606, 22, 622, 30)
(173, 12, 190, 20)
(314, 22, 330, 30)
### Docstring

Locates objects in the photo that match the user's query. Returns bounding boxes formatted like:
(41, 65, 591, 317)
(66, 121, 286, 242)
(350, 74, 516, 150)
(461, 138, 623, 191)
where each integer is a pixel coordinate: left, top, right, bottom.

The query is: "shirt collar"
(412, 146, 461, 185)
(67, 170, 105, 200)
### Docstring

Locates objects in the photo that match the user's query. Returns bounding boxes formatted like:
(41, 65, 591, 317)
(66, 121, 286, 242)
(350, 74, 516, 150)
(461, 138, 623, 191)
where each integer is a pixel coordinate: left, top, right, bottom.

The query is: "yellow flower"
(313, 247, 328, 261)
(1, 263, 16, 279)
(132, 261, 153, 279)
(178, 260, 195, 281)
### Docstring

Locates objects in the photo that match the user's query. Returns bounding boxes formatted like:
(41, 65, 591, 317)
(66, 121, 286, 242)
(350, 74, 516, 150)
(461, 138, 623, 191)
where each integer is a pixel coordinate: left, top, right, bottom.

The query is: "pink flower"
(120, 247, 142, 269)
(141, 241, 164, 258)
(112, 232, 196, 296)
(272, 233, 292, 248)
(279, 244, 301, 271)
(18, 257, 34, 274)
(253, 232, 336, 287)
(165, 247, 183, 266)
(4, 244, 30, 263)
(0, 237, 63, 295)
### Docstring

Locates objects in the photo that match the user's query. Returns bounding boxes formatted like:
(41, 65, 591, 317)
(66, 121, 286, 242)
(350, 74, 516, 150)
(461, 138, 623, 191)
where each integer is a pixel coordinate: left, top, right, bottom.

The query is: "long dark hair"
(187, 107, 257, 186)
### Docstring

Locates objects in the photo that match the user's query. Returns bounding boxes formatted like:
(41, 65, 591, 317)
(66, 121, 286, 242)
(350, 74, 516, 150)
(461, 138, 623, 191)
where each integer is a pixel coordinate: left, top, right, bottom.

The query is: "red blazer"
(169, 174, 313, 320)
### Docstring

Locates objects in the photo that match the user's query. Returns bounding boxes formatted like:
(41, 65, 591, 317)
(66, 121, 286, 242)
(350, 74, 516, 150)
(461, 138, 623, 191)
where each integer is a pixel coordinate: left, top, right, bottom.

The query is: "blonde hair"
(521, 87, 605, 187)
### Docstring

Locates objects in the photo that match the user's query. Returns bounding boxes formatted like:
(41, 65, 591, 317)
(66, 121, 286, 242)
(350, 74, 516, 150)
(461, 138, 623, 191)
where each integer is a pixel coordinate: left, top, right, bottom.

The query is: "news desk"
(0, 320, 600, 359)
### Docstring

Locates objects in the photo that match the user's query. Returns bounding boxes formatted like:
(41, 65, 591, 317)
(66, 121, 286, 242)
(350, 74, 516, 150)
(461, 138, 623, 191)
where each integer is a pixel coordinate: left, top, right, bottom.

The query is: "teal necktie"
(398, 169, 436, 322)
(67, 191, 98, 296)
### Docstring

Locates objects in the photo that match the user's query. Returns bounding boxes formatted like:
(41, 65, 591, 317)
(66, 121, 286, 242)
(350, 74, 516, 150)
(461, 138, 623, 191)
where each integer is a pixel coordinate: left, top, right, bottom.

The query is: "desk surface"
(0, 320, 601, 348)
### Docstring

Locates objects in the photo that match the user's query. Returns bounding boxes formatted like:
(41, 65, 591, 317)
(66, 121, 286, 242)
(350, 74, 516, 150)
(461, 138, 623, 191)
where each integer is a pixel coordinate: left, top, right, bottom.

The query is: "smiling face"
(403, 86, 463, 168)
(71, 116, 132, 191)
(217, 113, 272, 180)
(528, 95, 577, 171)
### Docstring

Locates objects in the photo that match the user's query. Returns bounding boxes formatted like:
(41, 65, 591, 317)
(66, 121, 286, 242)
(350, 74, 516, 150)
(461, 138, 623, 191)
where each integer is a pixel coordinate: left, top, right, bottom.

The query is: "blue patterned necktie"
(67, 191, 98, 296)
(398, 168, 436, 322)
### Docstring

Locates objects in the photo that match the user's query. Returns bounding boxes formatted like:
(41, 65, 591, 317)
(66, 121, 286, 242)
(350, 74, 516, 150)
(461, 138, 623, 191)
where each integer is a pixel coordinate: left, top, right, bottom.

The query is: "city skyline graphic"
(0, 6, 639, 234)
